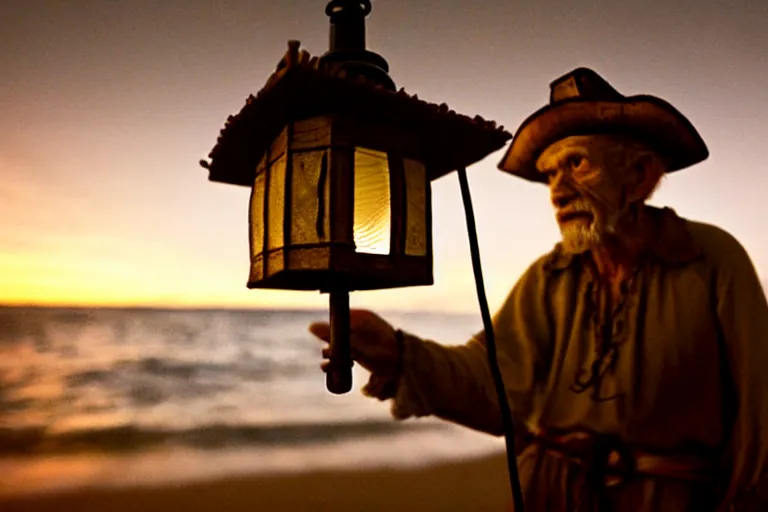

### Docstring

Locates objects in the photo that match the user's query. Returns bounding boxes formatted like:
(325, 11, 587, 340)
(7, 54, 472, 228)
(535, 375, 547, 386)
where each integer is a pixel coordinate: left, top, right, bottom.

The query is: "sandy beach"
(1, 454, 511, 512)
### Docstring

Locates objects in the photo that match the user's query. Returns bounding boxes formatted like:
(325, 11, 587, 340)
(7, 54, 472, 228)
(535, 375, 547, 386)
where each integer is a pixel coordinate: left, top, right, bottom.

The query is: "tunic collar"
(544, 206, 702, 273)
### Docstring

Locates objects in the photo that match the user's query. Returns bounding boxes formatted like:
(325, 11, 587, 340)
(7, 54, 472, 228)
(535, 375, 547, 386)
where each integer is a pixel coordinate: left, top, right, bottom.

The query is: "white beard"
(558, 201, 623, 255)
(560, 220, 600, 254)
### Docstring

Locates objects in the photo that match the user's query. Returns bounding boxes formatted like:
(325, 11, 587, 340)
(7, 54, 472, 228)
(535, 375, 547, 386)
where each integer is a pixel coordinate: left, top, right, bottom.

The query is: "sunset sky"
(1, 0, 766, 313)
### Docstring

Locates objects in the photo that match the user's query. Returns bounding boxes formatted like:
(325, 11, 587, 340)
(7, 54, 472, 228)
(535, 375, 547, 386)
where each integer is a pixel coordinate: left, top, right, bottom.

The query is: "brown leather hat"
(497, 68, 709, 183)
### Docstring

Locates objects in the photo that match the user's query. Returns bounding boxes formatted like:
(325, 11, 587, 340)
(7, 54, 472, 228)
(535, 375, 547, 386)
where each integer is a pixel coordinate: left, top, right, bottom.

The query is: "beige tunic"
(365, 207, 768, 511)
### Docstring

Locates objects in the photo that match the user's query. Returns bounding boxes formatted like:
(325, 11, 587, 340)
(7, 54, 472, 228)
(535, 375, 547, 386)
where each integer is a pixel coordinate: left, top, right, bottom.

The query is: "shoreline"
(1, 453, 511, 512)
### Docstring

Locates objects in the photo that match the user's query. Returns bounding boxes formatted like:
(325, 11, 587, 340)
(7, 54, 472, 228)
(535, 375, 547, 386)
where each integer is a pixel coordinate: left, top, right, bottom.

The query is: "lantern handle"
(325, 289, 354, 394)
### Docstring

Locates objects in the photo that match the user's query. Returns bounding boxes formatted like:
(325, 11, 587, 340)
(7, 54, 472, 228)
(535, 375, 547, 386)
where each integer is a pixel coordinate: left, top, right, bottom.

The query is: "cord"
(457, 167, 525, 512)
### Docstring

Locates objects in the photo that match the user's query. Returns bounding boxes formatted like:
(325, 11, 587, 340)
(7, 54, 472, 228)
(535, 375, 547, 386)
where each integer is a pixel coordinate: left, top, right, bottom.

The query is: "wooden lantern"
(248, 114, 433, 293)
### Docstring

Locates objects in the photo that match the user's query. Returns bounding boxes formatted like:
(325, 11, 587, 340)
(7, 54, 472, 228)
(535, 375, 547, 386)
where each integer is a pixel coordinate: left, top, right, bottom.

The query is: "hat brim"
(497, 95, 709, 183)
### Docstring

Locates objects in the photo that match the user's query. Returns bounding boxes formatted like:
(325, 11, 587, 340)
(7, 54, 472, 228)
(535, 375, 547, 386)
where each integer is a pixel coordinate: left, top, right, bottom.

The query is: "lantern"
(247, 105, 433, 291)
(201, 0, 511, 394)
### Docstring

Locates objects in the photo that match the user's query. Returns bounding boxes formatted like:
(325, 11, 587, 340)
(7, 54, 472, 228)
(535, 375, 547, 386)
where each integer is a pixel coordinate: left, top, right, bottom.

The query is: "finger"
(349, 309, 376, 329)
(309, 322, 331, 342)
(320, 361, 330, 372)
(322, 348, 330, 359)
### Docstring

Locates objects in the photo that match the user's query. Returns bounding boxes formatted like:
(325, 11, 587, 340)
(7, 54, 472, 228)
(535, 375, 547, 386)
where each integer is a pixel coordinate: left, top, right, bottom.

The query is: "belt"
(531, 429, 718, 511)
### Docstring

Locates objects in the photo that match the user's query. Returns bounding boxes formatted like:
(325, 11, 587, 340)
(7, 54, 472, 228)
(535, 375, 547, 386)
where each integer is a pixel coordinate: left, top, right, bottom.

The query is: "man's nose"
(550, 175, 577, 209)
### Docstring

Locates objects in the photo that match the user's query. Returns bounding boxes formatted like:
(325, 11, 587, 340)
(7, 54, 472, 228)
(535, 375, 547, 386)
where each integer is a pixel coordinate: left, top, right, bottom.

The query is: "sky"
(1, 0, 766, 313)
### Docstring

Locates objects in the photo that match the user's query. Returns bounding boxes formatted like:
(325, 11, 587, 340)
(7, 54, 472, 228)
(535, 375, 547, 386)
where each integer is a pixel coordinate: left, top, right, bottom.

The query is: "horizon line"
(0, 302, 479, 316)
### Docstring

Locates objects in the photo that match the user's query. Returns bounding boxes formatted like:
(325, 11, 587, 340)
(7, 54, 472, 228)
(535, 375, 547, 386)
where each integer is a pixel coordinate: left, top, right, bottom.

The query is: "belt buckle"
(585, 435, 636, 485)
(607, 445, 636, 485)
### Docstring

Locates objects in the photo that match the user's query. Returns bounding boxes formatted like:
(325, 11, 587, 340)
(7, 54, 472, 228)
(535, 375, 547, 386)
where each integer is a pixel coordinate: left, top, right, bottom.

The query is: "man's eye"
(567, 155, 585, 170)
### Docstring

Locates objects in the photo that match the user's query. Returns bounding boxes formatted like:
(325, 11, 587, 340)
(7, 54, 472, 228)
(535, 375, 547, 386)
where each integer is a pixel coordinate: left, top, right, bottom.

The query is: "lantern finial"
(321, 0, 396, 91)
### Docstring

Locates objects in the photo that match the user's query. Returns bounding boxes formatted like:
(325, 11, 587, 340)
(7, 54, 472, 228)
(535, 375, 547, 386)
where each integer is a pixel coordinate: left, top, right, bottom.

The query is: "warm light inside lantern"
(251, 172, 266, 259)
(353, 147, 391, 255)
(291, 150, 331, 245)
(267, 155, 288, 251)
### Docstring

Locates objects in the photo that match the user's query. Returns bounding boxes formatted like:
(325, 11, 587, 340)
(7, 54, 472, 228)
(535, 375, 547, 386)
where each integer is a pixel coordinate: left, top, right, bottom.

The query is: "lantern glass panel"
(267, 154, 287, 250)
(403, 158, 428, 257)
(251, 171, 267, 258)
(290, 150, 331, 245)
(353, 148, 391, 255)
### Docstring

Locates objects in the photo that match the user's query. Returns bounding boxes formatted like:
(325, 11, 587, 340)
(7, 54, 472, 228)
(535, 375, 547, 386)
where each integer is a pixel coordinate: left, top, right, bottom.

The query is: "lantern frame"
(247, 113, 434, 293)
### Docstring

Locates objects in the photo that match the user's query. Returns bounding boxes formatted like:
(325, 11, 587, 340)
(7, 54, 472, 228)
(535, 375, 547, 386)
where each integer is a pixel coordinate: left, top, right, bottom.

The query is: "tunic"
(364, 206, 768, 511)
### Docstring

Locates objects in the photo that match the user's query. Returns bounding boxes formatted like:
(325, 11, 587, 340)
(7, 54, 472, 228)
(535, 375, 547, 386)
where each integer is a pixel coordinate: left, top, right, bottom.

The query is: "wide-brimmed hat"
(497, 68, 709, 183)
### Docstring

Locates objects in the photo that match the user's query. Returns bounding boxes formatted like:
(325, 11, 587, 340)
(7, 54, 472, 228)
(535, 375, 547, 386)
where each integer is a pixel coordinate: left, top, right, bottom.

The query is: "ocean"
(0, 306, 505, 496)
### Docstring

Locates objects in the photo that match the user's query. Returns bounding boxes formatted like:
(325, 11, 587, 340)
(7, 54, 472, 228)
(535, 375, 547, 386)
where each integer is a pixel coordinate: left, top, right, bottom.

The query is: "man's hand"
(309, 309, 402, 378)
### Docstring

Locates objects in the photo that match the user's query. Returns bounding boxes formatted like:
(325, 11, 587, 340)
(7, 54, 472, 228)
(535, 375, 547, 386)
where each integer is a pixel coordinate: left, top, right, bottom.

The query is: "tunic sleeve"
(372, 256, 553, 439)
(712, 230, 768, 509)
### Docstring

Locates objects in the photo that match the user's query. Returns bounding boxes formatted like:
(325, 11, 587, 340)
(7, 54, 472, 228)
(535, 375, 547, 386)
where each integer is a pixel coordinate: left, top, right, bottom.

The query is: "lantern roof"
(201, 41, 512, 186)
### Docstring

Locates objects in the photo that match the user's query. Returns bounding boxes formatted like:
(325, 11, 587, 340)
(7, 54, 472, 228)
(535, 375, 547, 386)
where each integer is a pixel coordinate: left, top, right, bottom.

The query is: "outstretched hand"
(309, 309, 401, 378)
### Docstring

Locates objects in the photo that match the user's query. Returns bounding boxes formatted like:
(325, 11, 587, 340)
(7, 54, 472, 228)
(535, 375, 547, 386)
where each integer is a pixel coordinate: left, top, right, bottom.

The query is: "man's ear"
(626, 152, 664, 202)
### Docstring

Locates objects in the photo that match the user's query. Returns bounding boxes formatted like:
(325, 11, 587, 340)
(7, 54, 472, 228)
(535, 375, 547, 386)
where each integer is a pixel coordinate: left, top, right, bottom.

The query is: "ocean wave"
(0, 420, 444, 456)
(0, 307, 482, 462)
(61, 356, 316, 407)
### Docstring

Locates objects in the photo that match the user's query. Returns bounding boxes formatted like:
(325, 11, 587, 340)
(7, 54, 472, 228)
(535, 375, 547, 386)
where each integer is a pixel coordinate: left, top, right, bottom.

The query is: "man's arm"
(710, 228, 768, 509)
(365, 256, 554, 439)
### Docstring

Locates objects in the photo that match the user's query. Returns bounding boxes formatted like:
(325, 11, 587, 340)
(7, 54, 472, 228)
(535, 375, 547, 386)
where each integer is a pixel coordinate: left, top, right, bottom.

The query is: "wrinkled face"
(536, 135, 651, 254)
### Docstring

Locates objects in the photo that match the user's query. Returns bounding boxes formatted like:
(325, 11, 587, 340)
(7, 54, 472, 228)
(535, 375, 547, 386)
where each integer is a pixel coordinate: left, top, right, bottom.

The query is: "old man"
(310, 68, 768, 511)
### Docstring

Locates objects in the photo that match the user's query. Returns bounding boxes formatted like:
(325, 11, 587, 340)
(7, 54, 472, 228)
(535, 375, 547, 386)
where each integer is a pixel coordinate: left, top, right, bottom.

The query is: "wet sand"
(1, 453, 510, 512)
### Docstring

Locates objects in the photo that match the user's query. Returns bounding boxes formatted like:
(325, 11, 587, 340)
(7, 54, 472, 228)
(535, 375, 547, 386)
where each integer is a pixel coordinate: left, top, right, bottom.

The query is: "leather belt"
(531, 428, 718, 510)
